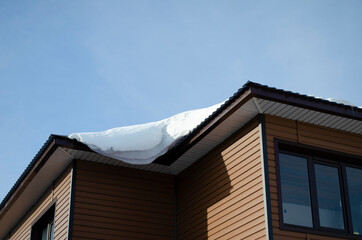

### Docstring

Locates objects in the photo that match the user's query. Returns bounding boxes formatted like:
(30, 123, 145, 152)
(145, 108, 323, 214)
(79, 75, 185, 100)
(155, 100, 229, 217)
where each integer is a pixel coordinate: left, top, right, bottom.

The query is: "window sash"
(277, 149, 362, 238)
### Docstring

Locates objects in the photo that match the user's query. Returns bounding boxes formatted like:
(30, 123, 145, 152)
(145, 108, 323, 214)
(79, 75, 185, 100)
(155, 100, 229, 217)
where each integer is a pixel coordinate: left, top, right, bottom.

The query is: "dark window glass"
(346, 167, 362, 235)
(31, 205, 55, 240)
(41, 222, 54, 240)
(279, 153, 313, 227)
(314, 164, 344, 230)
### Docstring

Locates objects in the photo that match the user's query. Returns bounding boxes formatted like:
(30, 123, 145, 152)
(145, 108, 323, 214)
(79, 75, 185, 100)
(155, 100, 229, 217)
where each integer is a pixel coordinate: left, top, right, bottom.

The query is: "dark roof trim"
(154, 83, 253, 165)
(0, 135, 92, 215)
(248, 82, 362, 120)
(52, 135, 93, 152)
(155, 81, 362, 166)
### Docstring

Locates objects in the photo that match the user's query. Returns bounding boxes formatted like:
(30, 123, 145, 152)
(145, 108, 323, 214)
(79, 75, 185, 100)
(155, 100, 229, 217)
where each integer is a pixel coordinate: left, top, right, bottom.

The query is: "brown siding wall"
(265, 115, 362, 240)
(72, 160, 175, 240)
(9, 165, 72, 240)
(177, 119, 267, 240)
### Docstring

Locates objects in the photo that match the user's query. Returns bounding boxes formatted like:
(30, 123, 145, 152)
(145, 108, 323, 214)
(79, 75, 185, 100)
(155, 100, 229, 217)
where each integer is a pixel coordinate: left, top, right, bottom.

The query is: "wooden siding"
(71, 160, 175, 240)
(8, 165, 72, 240)
(177, 119, 267, 240)
(265, 115, 362, 240)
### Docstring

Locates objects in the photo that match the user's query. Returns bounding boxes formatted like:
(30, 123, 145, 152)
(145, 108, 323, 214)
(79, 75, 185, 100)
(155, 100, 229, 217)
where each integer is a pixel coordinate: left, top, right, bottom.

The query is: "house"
(0, 81, 361, 240)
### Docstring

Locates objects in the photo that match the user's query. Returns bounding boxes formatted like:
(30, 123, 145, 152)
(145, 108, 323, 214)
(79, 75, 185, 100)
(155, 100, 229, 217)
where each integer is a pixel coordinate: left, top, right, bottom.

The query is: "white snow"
(326, 98, 356, 107)
(309, 95, 358, 107)
(68, 102, 223, 165)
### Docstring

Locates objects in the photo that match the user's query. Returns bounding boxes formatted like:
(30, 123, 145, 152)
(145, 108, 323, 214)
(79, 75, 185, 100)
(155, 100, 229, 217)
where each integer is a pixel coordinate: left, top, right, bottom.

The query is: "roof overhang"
(1, 82, 361, 239)
(0, 137, 79, 239)
(153, 82, 361, 169)
(61, 82, 362, 174)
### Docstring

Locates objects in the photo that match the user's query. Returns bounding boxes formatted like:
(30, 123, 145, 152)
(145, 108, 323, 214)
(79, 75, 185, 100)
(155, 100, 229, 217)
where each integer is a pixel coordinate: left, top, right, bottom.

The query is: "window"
(279, 153, 313, 227)
(277, 142, 362, 238)
(346, 167, 362, 234)
(31, 205, 55, 240)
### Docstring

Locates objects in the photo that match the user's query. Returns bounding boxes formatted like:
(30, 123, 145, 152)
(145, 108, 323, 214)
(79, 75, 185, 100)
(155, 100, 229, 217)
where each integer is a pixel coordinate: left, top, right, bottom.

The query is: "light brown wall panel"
(71, 160, 175, 240)
(8, 165, 72, 240)
(265, 115, 362, 240)
(177, 119, 267, 240)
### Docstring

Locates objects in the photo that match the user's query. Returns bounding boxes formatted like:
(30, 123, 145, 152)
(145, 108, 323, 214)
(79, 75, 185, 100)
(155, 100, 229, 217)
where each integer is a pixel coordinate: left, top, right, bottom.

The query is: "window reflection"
(346, 167, 362, 235)
(314, 164, 344, 230)
(279, 153, 313, 227)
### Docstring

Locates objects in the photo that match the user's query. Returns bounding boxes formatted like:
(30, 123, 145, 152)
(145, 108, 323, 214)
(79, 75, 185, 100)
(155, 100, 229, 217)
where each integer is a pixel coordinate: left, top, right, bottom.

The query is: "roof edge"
(154, 81, 254, 165)
(248, 82, 362, 120)
(1, 81, 360, 212)
(0, 135, 91, 215)
(154, 81, 362, 166)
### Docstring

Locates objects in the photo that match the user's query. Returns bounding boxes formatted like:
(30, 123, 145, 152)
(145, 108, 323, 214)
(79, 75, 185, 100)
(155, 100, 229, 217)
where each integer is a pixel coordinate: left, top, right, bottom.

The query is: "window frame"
(275, 139, 362, 239)
(31, 204, 55, 240)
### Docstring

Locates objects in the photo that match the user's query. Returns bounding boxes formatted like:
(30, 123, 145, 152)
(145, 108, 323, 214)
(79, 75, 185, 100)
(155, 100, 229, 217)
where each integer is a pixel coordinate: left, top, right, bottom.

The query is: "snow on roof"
(326, 98, 357, 107)
(69, 83, 361, 165)
(68, 102, 223, 165)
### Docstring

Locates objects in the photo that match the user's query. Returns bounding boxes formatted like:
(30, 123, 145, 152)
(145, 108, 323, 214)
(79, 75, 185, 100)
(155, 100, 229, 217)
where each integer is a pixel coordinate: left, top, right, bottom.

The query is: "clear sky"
(0, 0, 361, 200)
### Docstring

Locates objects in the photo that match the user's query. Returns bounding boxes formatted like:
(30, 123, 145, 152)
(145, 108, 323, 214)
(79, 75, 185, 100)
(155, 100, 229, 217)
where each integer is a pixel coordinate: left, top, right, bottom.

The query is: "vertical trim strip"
(297, 121, 301, 143)
(174, 176, 178, 240)
(67, 159, 77, 240)
(259, 114, 273, 240)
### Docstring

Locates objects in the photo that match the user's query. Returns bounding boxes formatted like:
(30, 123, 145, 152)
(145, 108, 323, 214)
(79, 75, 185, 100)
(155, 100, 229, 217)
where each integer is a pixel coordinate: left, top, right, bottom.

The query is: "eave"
(0, 81, 361, 239)
(154, 81, 361, 167)
(0, 136, 81, 239)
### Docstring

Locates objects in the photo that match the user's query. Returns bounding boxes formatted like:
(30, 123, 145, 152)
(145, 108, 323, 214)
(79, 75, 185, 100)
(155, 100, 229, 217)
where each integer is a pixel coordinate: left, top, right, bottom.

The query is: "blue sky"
(0, 0, 361, 200)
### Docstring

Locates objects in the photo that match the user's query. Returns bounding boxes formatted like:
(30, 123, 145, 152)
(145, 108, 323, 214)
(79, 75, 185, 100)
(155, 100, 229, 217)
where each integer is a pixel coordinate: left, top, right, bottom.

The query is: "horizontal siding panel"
(75, 183, 172, 205)
(244, 229, 266, 240)
(9, 166, 72, 240)
(299, 136, 361, 155)
(178, 139, 260, 190)
(179, 187, 264, 238)
(73, 201, 173, 220)
(73, 207, 172, 226)
(73, 224, 170, 240)
(73, 217, 174, 238)
(211, 216, 265, 240)
(74, 189, 173, 211)
(75, 194, 172, 215)
(178, 159, 262, 225)
(178, 142, 261, 202)
(76, 171, 174, 193)
(75, 180, 173, 202)
(179, 178, 264, 237)
(207, 182, 263, 220)
(73, 213, 173, 231)
(205, 203, 265, 238)
(179, 125, 260, 180)
(178, 152, 261, 216)
(76, 160, 174, 186)
(179, 177, 264, 237)
(178, 135, 261, 197)
(177, 119, 266, 240)
(72, 161, 174, 240)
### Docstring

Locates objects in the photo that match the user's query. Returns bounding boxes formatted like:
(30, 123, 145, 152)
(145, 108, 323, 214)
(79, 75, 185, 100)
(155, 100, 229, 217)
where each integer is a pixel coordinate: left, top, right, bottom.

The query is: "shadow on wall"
(177, 150, 232, 240)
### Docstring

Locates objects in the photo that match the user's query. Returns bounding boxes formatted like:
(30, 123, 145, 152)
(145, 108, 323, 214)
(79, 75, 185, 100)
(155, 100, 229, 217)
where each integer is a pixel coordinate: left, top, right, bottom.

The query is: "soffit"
(255, 98, 362, 134)
(168, 99, 259, 174)
(62, 148, 174, 175)
(0, 148, 73, 240)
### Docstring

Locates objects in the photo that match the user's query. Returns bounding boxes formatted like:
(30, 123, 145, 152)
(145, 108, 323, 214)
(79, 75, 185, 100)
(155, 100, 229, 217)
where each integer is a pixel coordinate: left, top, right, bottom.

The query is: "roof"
(0, 135, 90, 211)
(155, 81, 362, 165)
(0, 81, 361, 239)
